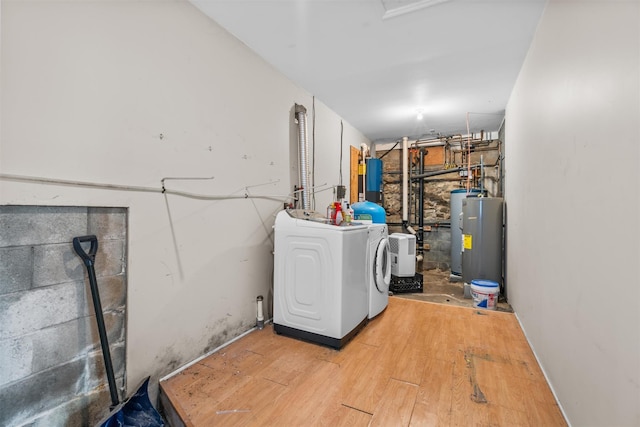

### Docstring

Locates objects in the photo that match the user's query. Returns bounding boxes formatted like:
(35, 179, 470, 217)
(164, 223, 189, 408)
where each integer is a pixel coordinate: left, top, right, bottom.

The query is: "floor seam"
(340, 403, 373, 416)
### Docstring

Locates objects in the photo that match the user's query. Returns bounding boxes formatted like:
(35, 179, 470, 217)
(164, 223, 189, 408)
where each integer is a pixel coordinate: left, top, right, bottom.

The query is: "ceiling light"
(416, 109, 424, 121)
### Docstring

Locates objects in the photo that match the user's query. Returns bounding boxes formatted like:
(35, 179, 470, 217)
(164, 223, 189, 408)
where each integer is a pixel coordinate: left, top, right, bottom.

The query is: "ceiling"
(190, 0, 546, 143)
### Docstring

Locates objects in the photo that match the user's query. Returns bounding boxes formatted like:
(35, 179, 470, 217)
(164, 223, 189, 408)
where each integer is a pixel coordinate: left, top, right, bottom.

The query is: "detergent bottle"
(346, 203, 354, 223)
(341, 201, 351, 223)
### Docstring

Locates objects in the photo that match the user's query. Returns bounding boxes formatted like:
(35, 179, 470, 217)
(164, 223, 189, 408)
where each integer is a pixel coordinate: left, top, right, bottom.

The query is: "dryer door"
(374, 238, 391, 292)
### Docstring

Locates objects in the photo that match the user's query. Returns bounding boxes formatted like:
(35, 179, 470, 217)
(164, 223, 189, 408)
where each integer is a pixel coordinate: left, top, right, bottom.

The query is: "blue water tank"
(366, 158, 383, 193)
(365, 158, 383, 203)
(351, 201, 386, 224)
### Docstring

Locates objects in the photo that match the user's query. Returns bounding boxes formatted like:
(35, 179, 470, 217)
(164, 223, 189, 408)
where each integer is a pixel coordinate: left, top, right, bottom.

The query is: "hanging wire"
(339, 120, 344, 186)
(378, 139, 401, 159)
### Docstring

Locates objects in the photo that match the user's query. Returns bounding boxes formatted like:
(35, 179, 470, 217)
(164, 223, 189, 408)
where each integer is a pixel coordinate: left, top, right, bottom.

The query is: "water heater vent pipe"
(295, 104, 311, 210)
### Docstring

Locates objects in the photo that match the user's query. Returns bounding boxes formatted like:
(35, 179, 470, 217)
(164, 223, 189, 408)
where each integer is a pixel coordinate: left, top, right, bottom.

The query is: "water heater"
(389, 233, 416, 277)
(450, 188, 483, 276)
(461, 197, 504, 287)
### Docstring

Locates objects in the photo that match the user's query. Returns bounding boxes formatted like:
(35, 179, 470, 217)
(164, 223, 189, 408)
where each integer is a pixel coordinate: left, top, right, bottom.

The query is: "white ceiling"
(190, 0, 546, 143)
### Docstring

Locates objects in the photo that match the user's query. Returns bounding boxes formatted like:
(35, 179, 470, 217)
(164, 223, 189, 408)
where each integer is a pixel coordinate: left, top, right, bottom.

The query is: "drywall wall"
(0, 0, 368, 419)
(306, 99, 370, 209)
(505, 1, 640, 425)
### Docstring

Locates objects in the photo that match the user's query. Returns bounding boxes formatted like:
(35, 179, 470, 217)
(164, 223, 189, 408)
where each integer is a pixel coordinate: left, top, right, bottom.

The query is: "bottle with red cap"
(333, 201, 343, 225)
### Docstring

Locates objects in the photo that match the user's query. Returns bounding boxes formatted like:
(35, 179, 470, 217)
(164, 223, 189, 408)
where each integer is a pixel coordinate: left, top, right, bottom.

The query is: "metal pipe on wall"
(402, 136, 408, 223)
(387, 221, 452, 227)
(418, 148, 425, 255)
(480, 155, 485, 194)
(295, 104, 311, 210)
(410, 167, 465, 180)
(498, 139, 503, 197)
(450, 145, 500, 153)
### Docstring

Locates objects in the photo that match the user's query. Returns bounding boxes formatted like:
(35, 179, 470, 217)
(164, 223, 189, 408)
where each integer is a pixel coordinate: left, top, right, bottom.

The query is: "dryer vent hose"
(295, 104, 311, 210)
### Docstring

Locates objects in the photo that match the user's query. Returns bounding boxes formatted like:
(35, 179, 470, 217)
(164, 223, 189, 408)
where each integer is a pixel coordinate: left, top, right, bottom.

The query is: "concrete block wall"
(422, 227, 452, 271)
(0, 206, 127, 426)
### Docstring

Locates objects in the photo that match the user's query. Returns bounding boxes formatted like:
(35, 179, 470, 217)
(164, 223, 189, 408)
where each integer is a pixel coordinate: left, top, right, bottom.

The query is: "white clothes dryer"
(367, 224, 391, 319)
(273, 209, 369, 348)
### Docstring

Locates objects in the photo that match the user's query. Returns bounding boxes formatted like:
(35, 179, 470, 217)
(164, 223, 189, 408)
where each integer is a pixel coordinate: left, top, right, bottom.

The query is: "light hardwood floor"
(160, 297, 566, 426)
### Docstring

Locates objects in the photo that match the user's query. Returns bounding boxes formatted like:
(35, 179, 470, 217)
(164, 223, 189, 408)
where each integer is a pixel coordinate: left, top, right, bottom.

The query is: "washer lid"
(278, 209, 368, 230)
(374, 238, 391, 292)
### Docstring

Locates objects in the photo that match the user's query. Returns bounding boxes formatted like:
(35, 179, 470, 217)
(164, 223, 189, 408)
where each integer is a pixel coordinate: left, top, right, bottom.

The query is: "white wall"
(505, 1, 640, 425)
(307, 99, 369, 209)
(0, 0, 368, 399)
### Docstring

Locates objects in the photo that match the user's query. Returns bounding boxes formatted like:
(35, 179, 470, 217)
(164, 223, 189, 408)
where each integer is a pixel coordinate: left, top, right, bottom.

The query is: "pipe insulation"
(402, 136, 409, 222)
(295, 104, 311, 210)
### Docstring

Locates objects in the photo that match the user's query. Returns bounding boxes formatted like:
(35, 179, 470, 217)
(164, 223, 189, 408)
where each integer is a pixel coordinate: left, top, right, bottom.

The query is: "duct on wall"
(295, 104, 311, 210)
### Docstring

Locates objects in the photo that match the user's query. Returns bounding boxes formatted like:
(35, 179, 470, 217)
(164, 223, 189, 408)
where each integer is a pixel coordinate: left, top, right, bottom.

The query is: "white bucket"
(470, 279, 499, 310)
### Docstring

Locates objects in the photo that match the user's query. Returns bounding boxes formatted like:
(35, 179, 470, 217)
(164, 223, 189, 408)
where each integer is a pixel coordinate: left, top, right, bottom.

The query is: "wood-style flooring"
(159, 297, 566, 426)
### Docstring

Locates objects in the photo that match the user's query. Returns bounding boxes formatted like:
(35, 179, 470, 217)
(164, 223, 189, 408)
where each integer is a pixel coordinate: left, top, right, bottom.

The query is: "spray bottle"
(327, 204, 335, 222)
(333, 201, 343, 225)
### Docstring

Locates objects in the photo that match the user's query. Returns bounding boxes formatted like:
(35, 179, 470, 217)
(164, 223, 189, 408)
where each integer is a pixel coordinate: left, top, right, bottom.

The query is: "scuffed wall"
(505, 1, 640, 425)
(0, 0, 369, 421)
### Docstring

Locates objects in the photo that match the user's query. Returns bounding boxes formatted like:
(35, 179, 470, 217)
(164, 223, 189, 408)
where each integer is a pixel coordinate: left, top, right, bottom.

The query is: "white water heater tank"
(389, 233, 416, 277)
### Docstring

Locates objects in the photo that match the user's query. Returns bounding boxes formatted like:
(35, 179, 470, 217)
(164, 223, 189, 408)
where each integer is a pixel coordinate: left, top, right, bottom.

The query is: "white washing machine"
(367, 224, 391, 319)
(273, 209, 369, 348)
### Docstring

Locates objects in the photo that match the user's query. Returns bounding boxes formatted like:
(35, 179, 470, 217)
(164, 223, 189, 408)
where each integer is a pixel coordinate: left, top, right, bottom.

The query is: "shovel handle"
(73, 235, 98, 267)
(73, 234, 120, 408)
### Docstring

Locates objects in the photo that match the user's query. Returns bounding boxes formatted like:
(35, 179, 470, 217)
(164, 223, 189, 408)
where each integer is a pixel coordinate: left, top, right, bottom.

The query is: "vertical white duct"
(402, 136, 409, 223)
(295, 104, 311, 210)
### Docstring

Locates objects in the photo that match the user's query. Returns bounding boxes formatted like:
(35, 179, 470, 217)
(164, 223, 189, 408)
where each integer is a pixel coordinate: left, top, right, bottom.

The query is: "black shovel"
(73, 235, 164, 427)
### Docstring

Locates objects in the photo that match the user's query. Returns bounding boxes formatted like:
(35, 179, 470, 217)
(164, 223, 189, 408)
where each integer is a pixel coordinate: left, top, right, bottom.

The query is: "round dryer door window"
(375, 238, 391, 292)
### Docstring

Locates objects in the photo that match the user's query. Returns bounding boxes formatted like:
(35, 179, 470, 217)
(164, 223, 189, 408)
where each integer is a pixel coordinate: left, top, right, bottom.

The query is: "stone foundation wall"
(0, 206, 127, 426)
(379, 140, 501, 270)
